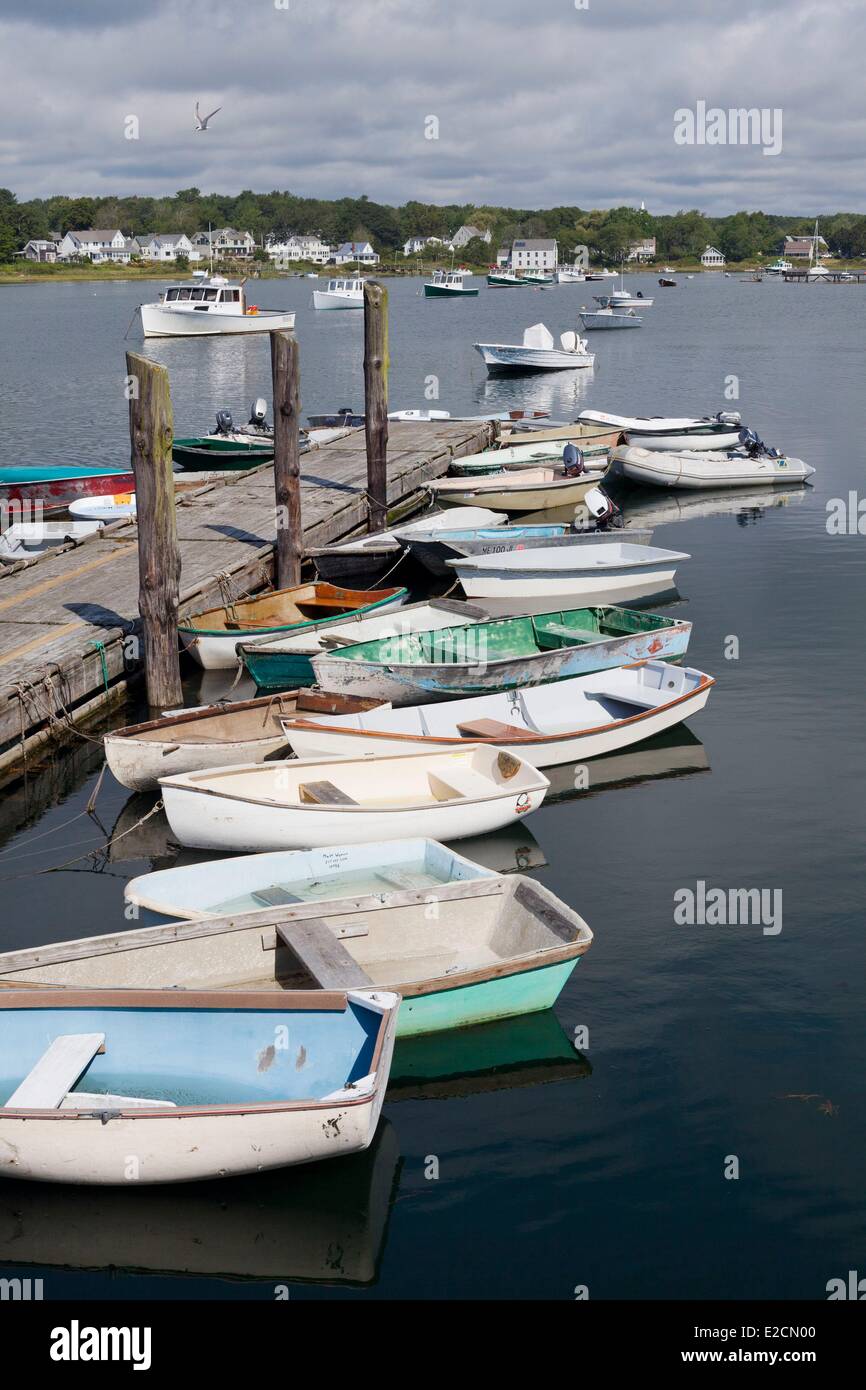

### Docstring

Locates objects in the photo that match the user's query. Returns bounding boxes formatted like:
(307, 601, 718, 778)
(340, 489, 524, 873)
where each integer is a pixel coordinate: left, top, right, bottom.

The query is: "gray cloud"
(0, 0, 862, 213)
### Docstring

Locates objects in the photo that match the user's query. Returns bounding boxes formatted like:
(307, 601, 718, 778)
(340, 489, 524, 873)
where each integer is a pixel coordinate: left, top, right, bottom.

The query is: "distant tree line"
(2, 186, 866, 262)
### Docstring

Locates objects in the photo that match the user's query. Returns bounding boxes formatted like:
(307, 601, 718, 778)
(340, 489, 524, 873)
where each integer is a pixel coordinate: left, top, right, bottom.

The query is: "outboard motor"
(582, 486, 623, 531)
(562, 443, 585, 477)
(716, 410, 742, 426)
(215, 410, 234, 436)
(738, 427, 765, 457)
(248, 398, 269, 428)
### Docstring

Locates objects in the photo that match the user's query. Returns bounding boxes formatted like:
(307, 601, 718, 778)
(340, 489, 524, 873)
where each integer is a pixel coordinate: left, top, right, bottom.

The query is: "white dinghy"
(160, 746, 550, 852)
(0, 520, 104, 563)
(577, 409, 746, 451)
(474, 324, 595, 374)
(306, 507, 507, 583)
(124, 839, 496, 920)
(0, 988, 398, 1185)
(281, 661, 715, 766)
(612, 444, 815, 489)
(68, 493, 136, 522)
(103, 689, 382, 792)
(448, 541, 689, 604)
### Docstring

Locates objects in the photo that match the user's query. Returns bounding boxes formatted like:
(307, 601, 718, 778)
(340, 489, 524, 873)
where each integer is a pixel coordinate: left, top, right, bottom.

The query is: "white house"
(402, 235, 444, 257)
(449, 224, 491, 251)
(192, 228, 256, 259)
(21, 239, 58, 263)
(700, 245, 726, 268)
(334, 241, 380, 265)
(138, 233, 197, 262)
(267, 233, 331, 264)
(58, 229, 131, 263)
(511, 238, 558, 272)
(627, 237, 657, 262)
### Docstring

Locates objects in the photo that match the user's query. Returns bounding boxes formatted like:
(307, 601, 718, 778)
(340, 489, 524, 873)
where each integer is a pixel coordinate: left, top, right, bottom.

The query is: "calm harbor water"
(0, 273, 864, 1300)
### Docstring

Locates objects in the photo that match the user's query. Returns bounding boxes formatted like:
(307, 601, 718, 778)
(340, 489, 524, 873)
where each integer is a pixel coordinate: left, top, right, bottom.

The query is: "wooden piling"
(363, 281, 389, 532)
(125, 352, 183, 710)
(270, 330, 303, 588)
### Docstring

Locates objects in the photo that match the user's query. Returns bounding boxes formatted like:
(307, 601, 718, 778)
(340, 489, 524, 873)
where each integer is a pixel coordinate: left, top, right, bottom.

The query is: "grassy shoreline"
(2, 257, 864, 286)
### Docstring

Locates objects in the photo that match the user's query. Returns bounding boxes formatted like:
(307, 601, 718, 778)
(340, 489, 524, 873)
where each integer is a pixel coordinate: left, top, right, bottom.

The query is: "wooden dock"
(0, 420, 493, 783)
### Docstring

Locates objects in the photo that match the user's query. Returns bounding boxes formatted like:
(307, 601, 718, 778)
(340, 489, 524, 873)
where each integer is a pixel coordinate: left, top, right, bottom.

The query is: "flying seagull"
(195, 101, 222, 132)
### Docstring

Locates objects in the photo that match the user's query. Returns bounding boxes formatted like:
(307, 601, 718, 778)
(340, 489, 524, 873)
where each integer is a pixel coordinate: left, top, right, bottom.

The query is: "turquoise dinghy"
(0, 878, 592, 1040)
(123, 838, 497, 921)
(0, 989, 400, 1184)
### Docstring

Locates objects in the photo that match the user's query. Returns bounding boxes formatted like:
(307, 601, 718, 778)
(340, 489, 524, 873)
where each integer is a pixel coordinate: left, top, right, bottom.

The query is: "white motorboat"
(0, 520, 104, 563)
(474, 324, 595, 374)
(312, 277, 365, 310)
(280, 661, 714, 766)
(556, 266, 587, 283)
(577, 409, 746, 451)
(765, 259, 793, 276)
(593, 288, 653, 309)
(579, 307, 643, 329)
(583, 269, 618, 281)
(159, 746, 550, 851)
(447, 541, 689, 604)
(140, 276, 295, 338)
(612, 444, 815, 489)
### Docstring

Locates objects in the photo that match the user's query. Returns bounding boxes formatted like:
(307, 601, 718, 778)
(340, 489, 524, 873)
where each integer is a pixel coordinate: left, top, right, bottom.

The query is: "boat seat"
(537, 623, 601, 646)
(428, 769, 495, 802)
(298, 780, 358, 805)
(60, 1092, 177, 1110)
(4, 1033, 105, 1110)
(318, 633, 358, 649)
(456, 718, 530, 741)
(275, 919, 372, 990)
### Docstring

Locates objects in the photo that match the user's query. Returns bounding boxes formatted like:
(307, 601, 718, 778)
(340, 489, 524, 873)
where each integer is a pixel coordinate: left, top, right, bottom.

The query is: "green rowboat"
(172, 437, 275, 470)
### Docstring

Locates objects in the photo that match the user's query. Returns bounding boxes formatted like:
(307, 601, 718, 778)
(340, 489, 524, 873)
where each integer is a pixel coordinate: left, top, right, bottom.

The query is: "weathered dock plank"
(0, 420, 493, 777)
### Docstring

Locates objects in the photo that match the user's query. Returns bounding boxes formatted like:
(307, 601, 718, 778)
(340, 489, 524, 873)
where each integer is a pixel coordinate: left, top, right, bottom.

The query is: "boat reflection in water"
(543, 727, 710, 806)
(615, 484, 808, 529)
(0, 1119, 400, 1288)
(475, 367, 595, 421)
(389, 1010, 590, 1101)
(444, 822, 546, 875)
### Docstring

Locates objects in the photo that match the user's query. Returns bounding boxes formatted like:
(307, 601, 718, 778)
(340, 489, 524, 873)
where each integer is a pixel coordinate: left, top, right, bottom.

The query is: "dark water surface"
(0, 273, 863, 1299)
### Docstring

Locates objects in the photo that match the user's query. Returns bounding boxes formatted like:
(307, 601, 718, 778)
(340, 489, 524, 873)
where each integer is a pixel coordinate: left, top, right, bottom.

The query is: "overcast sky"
(1, 0, 862, 214)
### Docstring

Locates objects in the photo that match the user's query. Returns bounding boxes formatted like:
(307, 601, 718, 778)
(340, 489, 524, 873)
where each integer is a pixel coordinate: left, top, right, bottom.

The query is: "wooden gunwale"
(285, 670, 715, 746)
(0, 987, 390, 1119)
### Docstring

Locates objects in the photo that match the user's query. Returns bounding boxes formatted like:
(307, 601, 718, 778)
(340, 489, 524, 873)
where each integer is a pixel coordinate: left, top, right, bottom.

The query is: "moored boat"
(68, 493, 137, 522)
(579, 307, 643, 329)
(427, 465, 606, 513)
(577, 409, 746, 451)
(593, 288, 654, 309)
(475, 324, 595, 373)
(312, 277, 365, 310)
(0, 465, 135, 513)
(178, 582, 408, 670)
(239, 598, 487, 693)
(612, 444, 815, 489)
(140, 277, 295, 338)
(0, 876, 592, 1039)
(398, 522, 654, 577)
(281, 660, 715, 765)
(103, 688, 383, 792)
(0, 520, 104, 564)
(448, 430, 618, 476)
(309, 605, 692, 704)
(486, 272, 533, 287)
(123, 838, 496, 920)
(447, 541, 689, 605)
(0, 988, 398, 1184)
(159, 746, 550, 851)
(424, 270, 479, 297)
(306, 506, 506, 584)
